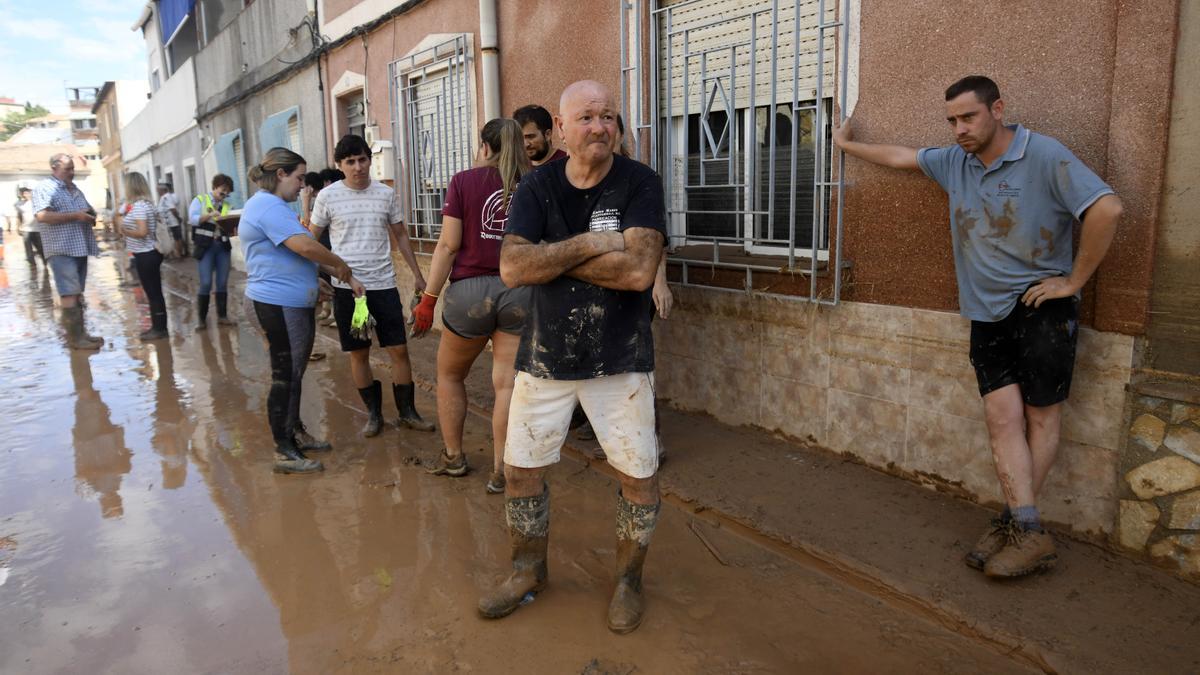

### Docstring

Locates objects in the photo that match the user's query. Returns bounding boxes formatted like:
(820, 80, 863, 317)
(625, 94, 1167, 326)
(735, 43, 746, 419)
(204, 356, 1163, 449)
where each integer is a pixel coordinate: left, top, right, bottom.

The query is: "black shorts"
(169, 225, 183, 242)
(968, 294, 1079, 407)
(333, 286, 408, 351)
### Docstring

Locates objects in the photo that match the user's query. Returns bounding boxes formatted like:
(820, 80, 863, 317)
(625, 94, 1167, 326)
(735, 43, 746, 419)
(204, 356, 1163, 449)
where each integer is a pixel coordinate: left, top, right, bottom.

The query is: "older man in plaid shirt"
(33, 153, 103, 349)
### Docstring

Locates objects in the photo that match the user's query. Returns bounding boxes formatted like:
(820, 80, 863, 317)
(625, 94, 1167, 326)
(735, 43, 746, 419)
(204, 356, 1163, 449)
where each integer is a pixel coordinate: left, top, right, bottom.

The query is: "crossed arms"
(500, 227, 664, 292)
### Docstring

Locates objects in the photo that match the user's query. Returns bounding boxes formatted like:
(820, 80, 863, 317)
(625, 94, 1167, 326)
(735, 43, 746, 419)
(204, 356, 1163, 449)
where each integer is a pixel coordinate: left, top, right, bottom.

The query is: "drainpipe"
(479, 0, 500, 121)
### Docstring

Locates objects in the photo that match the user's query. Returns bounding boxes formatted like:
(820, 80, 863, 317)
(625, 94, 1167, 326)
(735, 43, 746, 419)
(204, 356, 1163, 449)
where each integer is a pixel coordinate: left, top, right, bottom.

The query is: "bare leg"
(490, 331, 521, 475)
(618, 472, 660, 506)
(348, 348, 374, 389)
(436, 330, 488, 460)
(385, 343, 414, 385)
(983, 384, 1035, 509)
(1025, 402, 1064, 497)
(505, 465, 547, 499)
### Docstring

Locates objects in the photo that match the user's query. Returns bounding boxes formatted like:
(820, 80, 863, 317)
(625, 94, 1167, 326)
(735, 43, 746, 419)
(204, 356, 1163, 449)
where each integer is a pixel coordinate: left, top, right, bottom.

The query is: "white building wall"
(121, 59, 199, 162)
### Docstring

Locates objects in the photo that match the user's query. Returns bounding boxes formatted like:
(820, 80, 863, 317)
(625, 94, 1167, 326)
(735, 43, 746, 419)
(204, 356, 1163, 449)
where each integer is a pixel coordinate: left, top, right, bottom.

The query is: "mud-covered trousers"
(251, 300, 315, 444)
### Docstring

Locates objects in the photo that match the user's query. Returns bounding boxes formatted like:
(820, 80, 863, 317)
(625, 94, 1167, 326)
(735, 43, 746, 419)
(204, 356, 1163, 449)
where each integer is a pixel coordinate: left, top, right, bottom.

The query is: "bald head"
(559, 80, 614, 116)
(50, 152, 76, 183)
(556, 80, 618, 166)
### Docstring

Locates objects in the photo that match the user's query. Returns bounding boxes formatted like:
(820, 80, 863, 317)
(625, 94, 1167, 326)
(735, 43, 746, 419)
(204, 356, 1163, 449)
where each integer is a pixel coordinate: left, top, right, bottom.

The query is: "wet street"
(0, 244, 1034, 674)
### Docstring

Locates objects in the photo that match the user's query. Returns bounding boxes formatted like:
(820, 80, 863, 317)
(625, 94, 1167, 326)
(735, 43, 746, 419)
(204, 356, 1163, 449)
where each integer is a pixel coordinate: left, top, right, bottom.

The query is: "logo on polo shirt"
(997, 180, 1022, 198)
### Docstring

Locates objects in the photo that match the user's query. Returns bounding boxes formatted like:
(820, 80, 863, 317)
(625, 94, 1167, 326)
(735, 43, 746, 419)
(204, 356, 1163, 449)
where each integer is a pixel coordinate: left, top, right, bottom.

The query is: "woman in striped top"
(121, 172, 169, 340)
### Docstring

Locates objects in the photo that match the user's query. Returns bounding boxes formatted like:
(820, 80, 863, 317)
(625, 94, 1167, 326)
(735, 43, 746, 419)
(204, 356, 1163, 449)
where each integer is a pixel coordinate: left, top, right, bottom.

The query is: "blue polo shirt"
(917, 124, 1114, 322)
(240, 191, 319, 308)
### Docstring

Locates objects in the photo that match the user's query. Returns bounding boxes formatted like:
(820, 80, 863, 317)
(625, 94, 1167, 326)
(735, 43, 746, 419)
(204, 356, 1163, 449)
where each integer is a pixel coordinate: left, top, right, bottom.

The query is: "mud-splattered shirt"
(917, 124, 1114, 322)
(506, 154, 667, 380)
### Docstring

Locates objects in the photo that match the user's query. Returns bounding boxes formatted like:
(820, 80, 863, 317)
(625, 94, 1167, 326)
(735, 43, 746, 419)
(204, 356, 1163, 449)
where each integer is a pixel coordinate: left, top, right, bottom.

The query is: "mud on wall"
(653, 286, 1132, 539)
(1145, 0, 1200, 376)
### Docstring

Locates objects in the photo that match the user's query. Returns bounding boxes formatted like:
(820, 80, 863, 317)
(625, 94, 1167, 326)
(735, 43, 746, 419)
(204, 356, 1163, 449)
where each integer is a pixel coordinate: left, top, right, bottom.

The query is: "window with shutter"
(651, 0, 842, 258)
(390, 35, 474, 242)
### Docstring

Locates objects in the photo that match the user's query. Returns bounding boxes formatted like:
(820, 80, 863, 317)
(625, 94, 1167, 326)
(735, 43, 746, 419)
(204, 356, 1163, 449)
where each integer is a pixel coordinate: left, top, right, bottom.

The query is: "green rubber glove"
(349, 296, 375, 341)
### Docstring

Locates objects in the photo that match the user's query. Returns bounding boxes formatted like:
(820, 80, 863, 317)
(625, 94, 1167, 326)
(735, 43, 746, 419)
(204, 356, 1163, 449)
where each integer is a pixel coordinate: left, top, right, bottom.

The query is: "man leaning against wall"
(832, 75, 1123, 579)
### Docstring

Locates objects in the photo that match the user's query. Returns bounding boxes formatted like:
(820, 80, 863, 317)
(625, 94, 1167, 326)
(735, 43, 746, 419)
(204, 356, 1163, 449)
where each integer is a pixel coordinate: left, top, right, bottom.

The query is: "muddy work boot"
(393, 382, 435, 432)
(294, 423, 332, 452)
(426, 449, 469, 477)
(357, 380, 385, 437)
(965, 514, 1014, 571)
(479, 488, 550, 619)
(61, 305, 102, 350)
(984, 527, 1058, 579)
(608, 494, 660, 635)
(272, 441, 324, 474)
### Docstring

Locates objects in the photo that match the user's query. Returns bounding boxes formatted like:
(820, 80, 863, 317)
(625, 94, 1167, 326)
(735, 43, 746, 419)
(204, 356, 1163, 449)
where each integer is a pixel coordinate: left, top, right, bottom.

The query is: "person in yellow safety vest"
(188, 173, 236, 330)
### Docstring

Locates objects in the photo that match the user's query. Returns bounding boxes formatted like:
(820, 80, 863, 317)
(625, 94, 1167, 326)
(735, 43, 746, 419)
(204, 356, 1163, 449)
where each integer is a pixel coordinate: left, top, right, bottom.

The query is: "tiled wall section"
(654, 285, 1135, 537)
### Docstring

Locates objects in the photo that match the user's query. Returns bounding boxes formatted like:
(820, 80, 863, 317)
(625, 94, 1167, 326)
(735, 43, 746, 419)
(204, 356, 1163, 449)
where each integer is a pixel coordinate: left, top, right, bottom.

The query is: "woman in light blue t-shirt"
(240, 146, 364, 475)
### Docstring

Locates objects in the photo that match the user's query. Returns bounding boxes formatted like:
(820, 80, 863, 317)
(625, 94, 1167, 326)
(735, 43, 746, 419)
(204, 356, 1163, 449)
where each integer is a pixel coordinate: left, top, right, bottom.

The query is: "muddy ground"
(0, 242, 1168, 674)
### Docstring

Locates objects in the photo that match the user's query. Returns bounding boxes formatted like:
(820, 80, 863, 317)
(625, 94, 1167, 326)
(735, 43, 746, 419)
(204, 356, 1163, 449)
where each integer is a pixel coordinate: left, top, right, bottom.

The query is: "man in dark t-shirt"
(514, 104, 568, 166)
(479, 81, 666, 634)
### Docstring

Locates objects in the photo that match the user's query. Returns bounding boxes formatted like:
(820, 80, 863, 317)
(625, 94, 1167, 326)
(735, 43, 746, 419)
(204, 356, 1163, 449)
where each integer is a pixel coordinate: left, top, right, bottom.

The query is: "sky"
(0, 0, 149, 112)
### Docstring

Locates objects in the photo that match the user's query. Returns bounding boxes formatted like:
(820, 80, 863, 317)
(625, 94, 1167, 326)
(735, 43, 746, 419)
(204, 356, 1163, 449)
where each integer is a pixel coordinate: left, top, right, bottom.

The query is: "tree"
(0, 103, 52, 142)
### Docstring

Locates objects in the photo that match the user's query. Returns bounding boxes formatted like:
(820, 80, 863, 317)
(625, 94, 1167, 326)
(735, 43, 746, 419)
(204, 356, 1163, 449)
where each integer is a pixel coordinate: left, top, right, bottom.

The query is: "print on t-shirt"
(589, 207, 621, 232)
(480, 189, 509, 240)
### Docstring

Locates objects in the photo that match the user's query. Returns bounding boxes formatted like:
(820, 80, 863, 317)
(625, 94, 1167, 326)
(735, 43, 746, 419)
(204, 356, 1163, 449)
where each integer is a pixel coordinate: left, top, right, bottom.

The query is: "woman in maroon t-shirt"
(413, 118, 532, 491)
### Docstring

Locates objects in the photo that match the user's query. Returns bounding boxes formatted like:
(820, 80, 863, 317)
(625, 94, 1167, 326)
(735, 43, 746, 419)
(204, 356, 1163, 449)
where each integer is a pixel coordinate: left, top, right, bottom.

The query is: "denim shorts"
(47, 255, 88, 297)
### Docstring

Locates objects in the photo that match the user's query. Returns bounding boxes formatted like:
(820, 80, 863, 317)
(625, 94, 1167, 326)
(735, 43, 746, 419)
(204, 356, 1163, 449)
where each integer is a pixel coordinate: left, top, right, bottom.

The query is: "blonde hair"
(480, 118, 530, 207)
(247, 147, 306, 194)
(123, 172, 152, 203)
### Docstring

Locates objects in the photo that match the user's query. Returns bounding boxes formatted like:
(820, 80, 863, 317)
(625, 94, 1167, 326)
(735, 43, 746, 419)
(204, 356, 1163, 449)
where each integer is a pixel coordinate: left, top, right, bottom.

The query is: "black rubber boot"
(607, 493, 660, 634)
(215, 292, 236, 326)
(273, 440, 323, 474)
(140, 309, 169, 341)
(393, 382, 435, 432)
(195, 294, 210, 332)
(479, 487, 550, 619)
(358, 380, 385, 437)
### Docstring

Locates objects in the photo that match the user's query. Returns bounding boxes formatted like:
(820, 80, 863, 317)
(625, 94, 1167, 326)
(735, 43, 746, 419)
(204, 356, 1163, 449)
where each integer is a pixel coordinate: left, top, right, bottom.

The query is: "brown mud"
(0, 246, 1038, 673)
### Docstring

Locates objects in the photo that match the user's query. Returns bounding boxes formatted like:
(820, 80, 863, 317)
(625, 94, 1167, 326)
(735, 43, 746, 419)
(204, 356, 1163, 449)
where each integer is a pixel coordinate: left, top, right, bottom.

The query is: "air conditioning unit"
(364, 125, 380, 146)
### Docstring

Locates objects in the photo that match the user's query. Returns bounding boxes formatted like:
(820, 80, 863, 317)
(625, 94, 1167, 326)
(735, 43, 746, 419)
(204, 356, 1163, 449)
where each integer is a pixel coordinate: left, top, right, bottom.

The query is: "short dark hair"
(513, 104, 553, 133)
(211, 173, 234, 190)
(305, 171, 323, 190)
(945, 75, 1001, 107)
(320, 168, 344, 184)
(334, 134, 371, 162)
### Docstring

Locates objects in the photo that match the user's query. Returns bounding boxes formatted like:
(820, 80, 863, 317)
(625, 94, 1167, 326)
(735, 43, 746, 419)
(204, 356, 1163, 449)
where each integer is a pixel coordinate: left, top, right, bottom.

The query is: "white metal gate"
(389, 36, 474, 243)
(621, 0, 850, 304)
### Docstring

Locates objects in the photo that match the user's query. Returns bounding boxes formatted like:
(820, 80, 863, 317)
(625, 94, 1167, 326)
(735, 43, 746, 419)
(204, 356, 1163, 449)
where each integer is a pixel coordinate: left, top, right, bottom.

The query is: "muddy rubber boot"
(393, 382, 435, 432)
(607, 494, 660, 635)
(357, 380, 385, 437)
(294, 422, 332, 452)
(984, 527, 1058, 579)
(965, 515, 1013, 571)
(272, 440, 323, 474)
(479, 488, 550, 619)
(215, 292, 236, 326)
(61, 306, 101, 350)
(139, 310, 169, 341)
(78, 307, 105, 346)
(195, 294, 210, 332)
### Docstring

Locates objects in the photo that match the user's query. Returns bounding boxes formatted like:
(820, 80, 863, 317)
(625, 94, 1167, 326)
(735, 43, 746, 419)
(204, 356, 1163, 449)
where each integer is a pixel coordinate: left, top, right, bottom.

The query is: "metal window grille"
(389, 35, 474, 243)
(287, 113, 301, 152)
(622, 0, 850, 304)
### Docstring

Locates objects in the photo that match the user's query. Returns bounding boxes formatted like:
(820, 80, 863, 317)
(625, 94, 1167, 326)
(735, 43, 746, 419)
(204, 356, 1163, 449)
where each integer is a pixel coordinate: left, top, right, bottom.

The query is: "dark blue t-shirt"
(505, 154, 667, 380)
